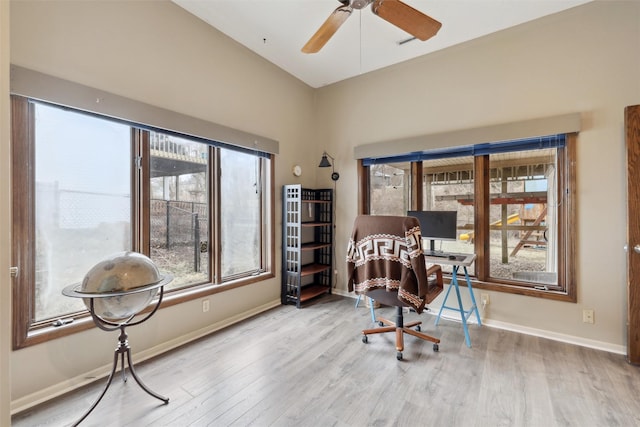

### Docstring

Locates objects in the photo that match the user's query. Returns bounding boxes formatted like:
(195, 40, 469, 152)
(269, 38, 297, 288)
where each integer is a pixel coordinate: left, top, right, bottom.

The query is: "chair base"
(362, 306, 440, 360)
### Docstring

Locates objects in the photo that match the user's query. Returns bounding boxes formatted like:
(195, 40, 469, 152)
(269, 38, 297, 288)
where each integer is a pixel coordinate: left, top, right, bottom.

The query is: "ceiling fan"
(302, 0, 442, 54)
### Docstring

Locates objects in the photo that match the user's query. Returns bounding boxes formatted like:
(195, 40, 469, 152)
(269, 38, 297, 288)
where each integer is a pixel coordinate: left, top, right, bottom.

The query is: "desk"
(424, 252, 480, 347)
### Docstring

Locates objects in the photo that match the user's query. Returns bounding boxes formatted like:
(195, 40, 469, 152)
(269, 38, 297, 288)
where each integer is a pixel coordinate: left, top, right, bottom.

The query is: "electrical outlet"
(202, 299, 210, 313)
(481, 293, 490, 306)
(583, 309, 594, 324)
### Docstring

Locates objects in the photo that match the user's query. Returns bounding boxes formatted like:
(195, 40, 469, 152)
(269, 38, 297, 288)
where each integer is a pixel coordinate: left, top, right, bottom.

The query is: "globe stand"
(72, 287, 169, 426)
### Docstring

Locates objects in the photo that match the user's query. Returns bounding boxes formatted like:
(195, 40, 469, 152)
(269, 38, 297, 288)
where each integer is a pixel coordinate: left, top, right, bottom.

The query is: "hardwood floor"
(12, 295, 640, 427)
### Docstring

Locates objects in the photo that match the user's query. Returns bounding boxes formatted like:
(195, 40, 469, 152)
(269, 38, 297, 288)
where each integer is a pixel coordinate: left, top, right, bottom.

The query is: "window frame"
(358, 133, 577, 302)
(11, 95, 275, 349)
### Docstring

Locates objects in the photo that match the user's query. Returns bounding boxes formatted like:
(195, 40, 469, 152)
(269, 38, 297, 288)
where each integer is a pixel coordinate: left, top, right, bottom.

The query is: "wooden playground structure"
(437, 189, 549, 262)
(459, 206, 547, 256)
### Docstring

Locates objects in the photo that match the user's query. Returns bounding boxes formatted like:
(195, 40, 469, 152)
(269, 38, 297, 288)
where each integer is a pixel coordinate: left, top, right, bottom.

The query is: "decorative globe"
(79, 251, 164, 322)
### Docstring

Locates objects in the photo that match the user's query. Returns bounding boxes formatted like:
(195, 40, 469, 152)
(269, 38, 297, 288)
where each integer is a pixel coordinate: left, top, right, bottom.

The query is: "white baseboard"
(479, 318, 626, 355)
(338, 289, 627, 356)
(10, 299, 281, 415)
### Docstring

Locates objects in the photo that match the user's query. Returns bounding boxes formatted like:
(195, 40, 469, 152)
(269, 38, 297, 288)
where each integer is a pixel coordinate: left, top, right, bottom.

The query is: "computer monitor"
(407, 210, 458, 253)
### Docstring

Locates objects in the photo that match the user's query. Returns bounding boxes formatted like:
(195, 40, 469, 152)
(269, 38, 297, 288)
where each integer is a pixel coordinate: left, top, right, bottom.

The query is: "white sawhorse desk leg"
(435, 265, 481, 347)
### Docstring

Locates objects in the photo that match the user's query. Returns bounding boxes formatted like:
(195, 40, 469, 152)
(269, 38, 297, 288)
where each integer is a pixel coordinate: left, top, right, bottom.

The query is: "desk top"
(424, 252, 476, 267)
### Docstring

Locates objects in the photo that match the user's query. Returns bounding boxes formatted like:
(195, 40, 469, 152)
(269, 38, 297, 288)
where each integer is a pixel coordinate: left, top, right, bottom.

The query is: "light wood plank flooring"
(12, 295, 640, 426)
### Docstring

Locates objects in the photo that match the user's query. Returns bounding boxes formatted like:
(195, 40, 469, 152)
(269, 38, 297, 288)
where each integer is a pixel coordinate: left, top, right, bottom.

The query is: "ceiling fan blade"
(371, 0, 442, 41)
(302, 5, 353, 54)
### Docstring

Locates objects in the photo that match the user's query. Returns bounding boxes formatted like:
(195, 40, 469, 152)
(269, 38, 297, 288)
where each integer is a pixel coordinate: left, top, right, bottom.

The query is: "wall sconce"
(318, 152, 340, 181)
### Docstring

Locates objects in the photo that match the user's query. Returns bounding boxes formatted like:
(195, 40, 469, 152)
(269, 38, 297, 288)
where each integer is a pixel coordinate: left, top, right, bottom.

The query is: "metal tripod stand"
(72, 287, 169, 426)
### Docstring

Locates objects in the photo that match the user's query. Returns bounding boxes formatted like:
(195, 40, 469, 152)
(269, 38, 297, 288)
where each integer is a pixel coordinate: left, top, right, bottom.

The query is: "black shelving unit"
(282, 185, 333, 307)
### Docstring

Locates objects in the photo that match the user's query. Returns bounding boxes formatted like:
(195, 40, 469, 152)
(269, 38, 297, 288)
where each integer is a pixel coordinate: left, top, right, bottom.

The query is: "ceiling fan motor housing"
(350, 0, 372, 10)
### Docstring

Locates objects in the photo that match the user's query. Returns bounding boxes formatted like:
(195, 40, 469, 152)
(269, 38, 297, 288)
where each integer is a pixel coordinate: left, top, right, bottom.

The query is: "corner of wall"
(1, 0, 13, 425)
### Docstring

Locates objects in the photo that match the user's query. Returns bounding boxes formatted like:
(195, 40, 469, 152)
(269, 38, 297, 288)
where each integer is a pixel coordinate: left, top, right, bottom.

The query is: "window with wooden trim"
(11, 96, 274, 348)
(362, 135, 576, 300)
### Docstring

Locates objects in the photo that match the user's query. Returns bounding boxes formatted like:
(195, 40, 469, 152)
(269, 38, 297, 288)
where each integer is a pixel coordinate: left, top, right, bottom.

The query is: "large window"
(487, 149, 558, 286)
(33, 103, 132, 322)
(422, 155, 476, 275)
(11, 96, 274, 348)
(220, 148, 267, 278)
(149, 132, 210, 291)
(364, 135, 576, 300)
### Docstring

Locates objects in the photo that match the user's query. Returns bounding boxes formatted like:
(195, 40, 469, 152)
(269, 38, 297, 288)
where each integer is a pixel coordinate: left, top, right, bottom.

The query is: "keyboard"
(424, 251, 466, 262)
(424, 251, 448, 258)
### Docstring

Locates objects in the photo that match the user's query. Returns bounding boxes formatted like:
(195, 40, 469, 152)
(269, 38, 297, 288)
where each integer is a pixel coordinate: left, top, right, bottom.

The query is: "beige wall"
(317, 1, 640, 350)
(2, 1, 12, 426)
(7, 0, 318, 412)
(4, 0, 640, 417)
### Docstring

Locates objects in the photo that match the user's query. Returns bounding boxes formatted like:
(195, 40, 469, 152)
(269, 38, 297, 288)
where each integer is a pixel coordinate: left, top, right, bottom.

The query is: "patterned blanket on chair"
(346, 215, 429, 313)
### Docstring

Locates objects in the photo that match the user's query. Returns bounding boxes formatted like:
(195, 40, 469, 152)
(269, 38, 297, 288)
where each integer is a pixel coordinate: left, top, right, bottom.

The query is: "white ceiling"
(172, 0, 591, 88)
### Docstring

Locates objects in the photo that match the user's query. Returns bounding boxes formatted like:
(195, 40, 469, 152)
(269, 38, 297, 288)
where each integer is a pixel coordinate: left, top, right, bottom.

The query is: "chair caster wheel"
(415, 325, 421, 332)
(433, 343, 439, 352)
(362, 335, 368, 344)
(397, 352, 403, 360)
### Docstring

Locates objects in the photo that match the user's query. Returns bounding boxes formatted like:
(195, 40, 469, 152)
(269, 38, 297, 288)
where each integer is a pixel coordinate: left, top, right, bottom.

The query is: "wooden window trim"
(12, 96, 36, 349)
(410, 162, 423, 210)
(134, 129, 151, 254)
(11, 96, 276, 349)
(357, 159, 369, 215)
(358, 134, 577, 302)
(212, 146, 222, 283)
(474, 155, 490, 280)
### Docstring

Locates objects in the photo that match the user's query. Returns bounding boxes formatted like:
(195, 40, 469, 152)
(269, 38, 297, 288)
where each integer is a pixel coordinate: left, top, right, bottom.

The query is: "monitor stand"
(425, 239, 438, 257)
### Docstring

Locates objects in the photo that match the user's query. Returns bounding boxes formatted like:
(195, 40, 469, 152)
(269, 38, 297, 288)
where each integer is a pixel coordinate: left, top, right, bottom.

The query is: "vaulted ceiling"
(173, 0, 592, 88)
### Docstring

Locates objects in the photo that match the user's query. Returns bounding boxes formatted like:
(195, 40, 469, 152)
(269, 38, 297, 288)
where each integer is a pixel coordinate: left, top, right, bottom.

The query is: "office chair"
(347, 215, 443, 360)
(355, 268, 441, 325)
